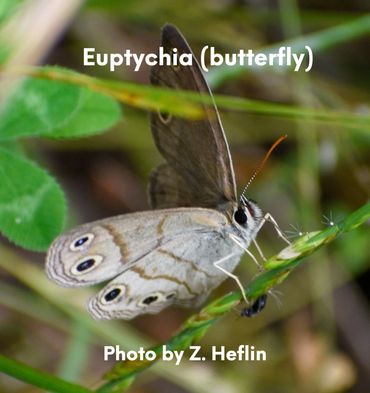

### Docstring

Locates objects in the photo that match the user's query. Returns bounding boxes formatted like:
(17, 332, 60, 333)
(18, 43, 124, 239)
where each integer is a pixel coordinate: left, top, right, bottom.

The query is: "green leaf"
(0, 0, 21, 25)
(0, 74, 122, 140)
(0, 148, 65, 251)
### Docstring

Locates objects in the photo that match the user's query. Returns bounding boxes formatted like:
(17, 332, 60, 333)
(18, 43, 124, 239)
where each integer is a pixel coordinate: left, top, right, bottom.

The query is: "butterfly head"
(233, 195, 262, 233)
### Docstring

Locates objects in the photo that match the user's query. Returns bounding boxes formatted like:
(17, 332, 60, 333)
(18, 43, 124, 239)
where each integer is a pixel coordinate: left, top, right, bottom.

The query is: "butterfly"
(46, 24, 287, 320)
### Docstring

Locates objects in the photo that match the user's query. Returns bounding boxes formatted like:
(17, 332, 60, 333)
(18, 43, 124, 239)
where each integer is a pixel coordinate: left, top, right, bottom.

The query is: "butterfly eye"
(139, 292, 164, 307)
(158, 111, 172, 124)
(70, 233, 94, 251)
(71, 255, 103, 275)
(234, 208, 248, 225)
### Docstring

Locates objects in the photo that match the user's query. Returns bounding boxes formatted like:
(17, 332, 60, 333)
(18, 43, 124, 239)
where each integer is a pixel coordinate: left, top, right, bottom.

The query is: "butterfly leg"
(258, 213, 291, 245)
(213, 253, 249, 304)
(229, 234, 263, 270)
(253, 239, 266, 262)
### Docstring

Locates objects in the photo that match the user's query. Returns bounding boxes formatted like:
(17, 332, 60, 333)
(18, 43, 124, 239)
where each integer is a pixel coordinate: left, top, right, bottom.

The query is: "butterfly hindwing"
(88, 230, 243, 319)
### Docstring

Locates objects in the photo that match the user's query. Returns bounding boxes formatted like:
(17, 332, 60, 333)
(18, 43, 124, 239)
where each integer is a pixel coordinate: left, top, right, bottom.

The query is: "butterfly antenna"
(241, 134, 287, 200)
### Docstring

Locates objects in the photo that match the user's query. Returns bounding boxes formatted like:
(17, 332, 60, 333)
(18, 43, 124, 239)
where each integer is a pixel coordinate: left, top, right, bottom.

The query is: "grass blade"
(98, 202, 370, 392)
(0, 355, 93, 393)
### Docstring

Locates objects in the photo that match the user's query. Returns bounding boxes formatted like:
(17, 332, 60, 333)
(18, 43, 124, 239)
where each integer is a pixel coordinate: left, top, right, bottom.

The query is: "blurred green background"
(0, 0, 369, 392)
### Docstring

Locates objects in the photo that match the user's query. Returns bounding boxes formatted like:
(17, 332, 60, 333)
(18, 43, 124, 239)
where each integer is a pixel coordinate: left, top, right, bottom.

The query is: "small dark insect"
(240, 294, 267, 317)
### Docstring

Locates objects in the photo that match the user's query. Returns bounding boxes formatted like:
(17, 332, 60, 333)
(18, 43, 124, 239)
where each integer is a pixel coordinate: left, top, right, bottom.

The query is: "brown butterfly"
(46, 24, 288, 320)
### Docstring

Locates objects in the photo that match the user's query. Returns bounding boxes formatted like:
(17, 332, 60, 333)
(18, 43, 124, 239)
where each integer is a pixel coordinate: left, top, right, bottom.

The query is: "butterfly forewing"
(46, 208, 233, 287)
(149, 163, 205, 209)
(149, 24, 237, 209)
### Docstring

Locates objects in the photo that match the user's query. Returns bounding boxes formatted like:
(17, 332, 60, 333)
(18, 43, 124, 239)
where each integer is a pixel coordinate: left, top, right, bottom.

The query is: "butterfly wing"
(149, 24, 237, 209)
(148, 163, 203, 209)
(88, 230, 243, 319)
(46, 208, 232, 287)
(46, 25, 244, 321)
